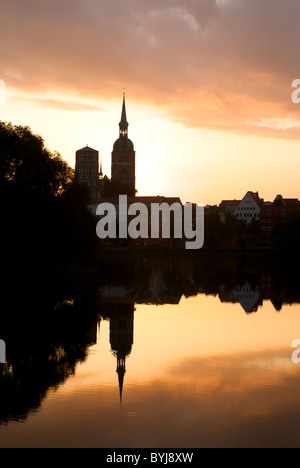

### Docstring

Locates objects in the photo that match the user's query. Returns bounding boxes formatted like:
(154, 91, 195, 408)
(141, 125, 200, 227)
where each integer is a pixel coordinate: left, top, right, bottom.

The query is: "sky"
(1, 0, 300, 205)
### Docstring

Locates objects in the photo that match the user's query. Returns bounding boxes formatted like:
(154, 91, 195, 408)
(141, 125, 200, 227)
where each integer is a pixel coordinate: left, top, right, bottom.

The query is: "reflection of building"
(100, 302, 134, 402)
(219, 272, 300, 314)
(100, 269, 182, 306)
(98, 256, 200, 399)
(232, 283, 262, 314)
(109, 304, 134, 401)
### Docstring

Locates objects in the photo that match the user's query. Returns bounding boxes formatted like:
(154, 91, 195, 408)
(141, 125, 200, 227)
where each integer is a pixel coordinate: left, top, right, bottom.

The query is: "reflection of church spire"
(108, 303, 134, 402)
(116, 355, 126, 402)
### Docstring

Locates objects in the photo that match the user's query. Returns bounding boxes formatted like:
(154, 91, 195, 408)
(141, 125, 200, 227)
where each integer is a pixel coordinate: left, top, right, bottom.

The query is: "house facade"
(233, 191, 262, 224)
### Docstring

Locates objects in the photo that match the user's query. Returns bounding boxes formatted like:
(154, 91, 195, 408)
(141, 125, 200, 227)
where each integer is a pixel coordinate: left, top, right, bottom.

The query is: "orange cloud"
(1, 0, 300, 138)
(10, 95, 103, 112)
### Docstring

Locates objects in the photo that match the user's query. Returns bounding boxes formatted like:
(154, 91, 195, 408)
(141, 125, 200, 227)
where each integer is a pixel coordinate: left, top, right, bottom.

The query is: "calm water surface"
(1, 254, 300, 448)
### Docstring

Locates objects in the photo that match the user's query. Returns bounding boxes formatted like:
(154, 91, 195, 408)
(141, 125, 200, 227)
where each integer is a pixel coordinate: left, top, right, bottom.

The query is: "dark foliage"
(274, 209, 300, 253)
(203, 211, 260, 249)
(0, 121, 96, 264)
(102, 179, 137, 197)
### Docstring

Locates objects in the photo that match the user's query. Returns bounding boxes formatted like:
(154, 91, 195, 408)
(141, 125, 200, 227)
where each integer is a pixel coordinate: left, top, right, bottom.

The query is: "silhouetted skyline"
(2, 1, 300, 204)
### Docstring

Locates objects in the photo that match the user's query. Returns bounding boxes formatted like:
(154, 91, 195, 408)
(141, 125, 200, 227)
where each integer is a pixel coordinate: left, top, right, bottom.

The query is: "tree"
(0, 121, 96, 264)
(275, 210, 300, 253)
(204, 212, 223, 248)
(247, 218, 260, 236)
(0, 122, 73, 201)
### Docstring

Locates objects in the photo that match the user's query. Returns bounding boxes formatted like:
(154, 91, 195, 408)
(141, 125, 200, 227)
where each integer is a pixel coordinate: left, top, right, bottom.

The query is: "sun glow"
(2, 87, 300, 206)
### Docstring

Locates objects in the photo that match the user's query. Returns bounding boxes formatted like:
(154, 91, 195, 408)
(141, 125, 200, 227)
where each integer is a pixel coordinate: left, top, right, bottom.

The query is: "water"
(1, 253, 300, 448)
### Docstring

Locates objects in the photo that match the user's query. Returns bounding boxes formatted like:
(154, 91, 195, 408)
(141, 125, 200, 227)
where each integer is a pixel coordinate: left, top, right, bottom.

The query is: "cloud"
(10, 95, 103, 112)
(0, 79, 6, 103)
(1, 0, 300, 137)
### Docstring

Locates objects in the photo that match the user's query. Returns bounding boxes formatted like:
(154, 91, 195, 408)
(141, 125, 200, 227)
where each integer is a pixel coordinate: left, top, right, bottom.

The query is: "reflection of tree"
(99, 252, 300, 312)
(0, 333, 88, 424)
(0, 270, 99, 424)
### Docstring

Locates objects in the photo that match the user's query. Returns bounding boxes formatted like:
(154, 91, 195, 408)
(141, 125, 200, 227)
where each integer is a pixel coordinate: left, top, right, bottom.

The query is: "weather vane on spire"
(119, 92, 129, 137)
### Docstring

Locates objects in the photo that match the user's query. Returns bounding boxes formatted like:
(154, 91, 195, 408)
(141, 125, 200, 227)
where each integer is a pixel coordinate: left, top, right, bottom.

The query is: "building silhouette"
(217, 191, 300, 242)
(75, 145, 99, 200)
(111, 93, 136, 196)
(100, 302, 134, 402)
(75, 93, 136, 201)
(109, 304, 134, 402)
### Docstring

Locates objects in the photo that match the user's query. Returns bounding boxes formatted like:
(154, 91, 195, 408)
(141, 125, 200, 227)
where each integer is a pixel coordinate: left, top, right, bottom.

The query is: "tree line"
(204, 210, 300, 252)
(0, 121, 96, 265)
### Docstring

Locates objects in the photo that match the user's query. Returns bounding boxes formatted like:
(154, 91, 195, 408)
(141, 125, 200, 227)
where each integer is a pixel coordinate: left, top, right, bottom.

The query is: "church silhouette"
(75, 93, 186, 248)
(75, 93, 136, 201)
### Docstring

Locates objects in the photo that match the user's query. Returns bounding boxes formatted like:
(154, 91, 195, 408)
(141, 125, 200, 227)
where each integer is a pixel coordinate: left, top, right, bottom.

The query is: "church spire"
(99, 155, 103, 178)
(119, 92, 129, 138)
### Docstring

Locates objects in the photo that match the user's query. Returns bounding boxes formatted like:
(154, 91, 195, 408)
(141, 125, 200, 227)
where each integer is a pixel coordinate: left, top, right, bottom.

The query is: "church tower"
(111, 94, 136, 196)
(75, 145, 99, 200)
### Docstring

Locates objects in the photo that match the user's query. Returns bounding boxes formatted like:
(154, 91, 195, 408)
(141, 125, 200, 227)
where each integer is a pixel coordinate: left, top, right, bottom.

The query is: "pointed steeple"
(99, 155, 103, 178)
(119, 92, 129, 137)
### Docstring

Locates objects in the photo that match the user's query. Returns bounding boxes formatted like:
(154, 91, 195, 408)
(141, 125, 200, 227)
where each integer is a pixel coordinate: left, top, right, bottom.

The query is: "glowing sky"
(1, 0, 300, 204)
